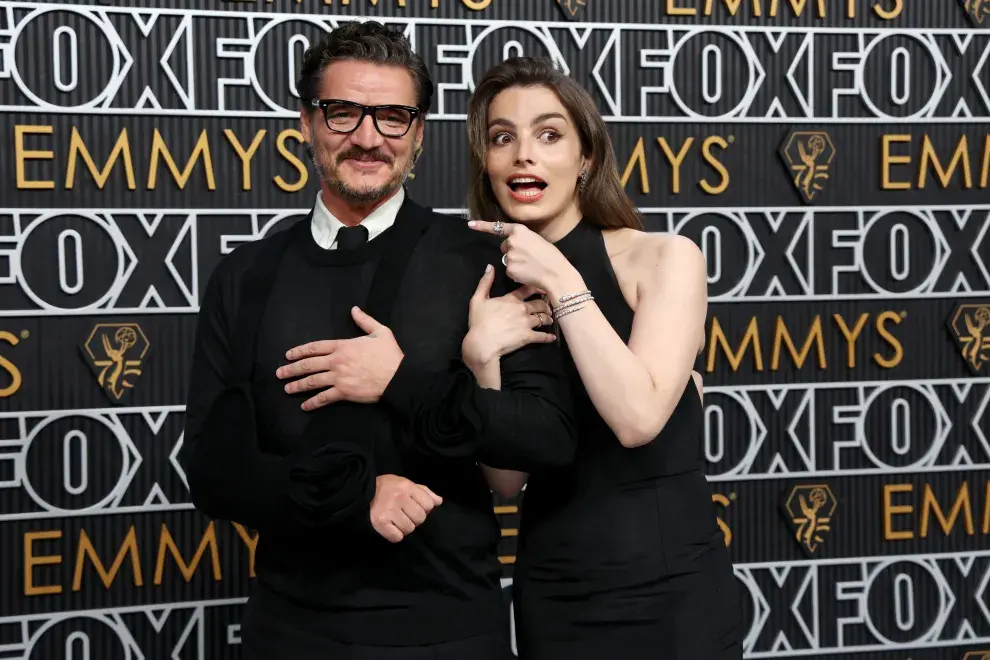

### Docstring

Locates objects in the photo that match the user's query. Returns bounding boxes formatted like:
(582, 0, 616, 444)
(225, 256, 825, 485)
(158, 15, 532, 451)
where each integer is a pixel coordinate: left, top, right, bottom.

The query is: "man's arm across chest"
(278, 220, 579, 472)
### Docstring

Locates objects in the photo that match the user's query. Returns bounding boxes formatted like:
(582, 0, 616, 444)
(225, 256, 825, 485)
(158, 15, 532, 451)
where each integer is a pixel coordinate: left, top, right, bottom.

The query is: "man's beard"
(308, 143, 414, 203)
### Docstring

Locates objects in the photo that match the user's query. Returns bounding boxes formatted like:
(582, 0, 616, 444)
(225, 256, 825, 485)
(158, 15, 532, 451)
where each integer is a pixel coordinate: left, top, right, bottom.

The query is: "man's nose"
(350, 114, 385, 149)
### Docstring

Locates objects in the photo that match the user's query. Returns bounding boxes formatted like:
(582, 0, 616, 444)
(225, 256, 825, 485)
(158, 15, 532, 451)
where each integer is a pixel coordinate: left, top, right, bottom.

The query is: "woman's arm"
(545, 234, 708, 448)
(462, 333, 529, 497)
(465, 353, 530, 497)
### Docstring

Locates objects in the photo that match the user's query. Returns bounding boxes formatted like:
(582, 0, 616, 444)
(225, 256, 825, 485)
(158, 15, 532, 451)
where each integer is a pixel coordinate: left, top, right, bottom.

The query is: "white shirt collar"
(310, 187, 405, 250)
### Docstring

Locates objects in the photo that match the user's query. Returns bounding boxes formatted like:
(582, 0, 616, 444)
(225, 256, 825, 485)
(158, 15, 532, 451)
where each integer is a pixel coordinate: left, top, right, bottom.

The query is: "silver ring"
(493, 221, 504, 237)
(502, 254, 508, 266)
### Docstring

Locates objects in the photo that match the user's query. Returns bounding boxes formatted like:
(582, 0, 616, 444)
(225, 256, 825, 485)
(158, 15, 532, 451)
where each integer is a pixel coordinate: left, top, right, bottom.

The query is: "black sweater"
(179, 195, 576, 646)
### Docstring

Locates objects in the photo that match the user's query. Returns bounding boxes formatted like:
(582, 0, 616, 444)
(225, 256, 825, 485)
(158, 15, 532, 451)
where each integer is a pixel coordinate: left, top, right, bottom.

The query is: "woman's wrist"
(462, 331, 499, 370)
(544, 268, 589, 308)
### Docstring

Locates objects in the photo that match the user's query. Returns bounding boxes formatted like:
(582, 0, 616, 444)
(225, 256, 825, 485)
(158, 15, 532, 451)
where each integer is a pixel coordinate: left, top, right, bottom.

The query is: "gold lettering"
(707, 317, 763, 372)
(72, 526, 143, 591)
(873, 0, 903, 19)
(981, 135, 990, 189)
(620, 137, 650, 194)
(874, 311, 904, 368)
(919, 134, 973, 189)
(154, 522, 222, 584)
(704, 0, 763, 15)
(833, 313, 869, 368)
(657, 137, 693, 195)
(699, 136, 730, 194)
(768, 0, 825, 17)
(984, 481, 990, 535)
(147, 129, 216, 191)
(24, 530, 62, 596)
(65, 127, 136, 190)
(274, 129, 308, 192)
(0, 331, 22, 398)
(232, 523, 259, 578)
(224, 129, 267, 191)
(921, 482, 975, 538)
(14, 125, 55, 190)
(883, 483, 914, 541)
(712, 493, 733, 547)
(771, 316, 826, 370)
(667, 0, 697, 15)
(881, 134, 912, 190)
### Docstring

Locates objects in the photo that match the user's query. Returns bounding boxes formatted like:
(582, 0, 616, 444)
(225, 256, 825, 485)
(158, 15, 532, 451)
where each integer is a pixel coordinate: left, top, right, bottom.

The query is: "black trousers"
(240, 596, 511, 660)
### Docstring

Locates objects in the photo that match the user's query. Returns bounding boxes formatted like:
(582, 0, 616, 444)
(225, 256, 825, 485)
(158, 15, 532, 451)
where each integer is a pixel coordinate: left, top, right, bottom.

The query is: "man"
(179, 21, 576, 660)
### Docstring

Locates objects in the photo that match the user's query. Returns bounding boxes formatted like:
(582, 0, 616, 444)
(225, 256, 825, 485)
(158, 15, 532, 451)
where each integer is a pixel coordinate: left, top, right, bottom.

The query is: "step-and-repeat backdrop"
(1, 0, 989, 658)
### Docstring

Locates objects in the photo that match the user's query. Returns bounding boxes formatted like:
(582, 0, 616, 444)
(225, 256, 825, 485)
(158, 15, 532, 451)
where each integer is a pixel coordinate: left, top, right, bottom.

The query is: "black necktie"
(335, 225, 369, 251)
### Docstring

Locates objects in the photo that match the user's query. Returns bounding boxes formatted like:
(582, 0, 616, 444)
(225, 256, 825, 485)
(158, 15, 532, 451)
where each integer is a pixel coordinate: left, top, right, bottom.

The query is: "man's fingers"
(401, 499, 429, 525)
(300, 387, 344, 411)
(472, 265, 495, 301)
(410, 485, 441, 511)
(351, 306, 383, 335)
(285, 340, 338, 361)
(417, 484, 444, 506)
(276, 355, 331, 379)
(284, 372, 335, 394)
(391, 511, 417, 535)
(379, 522, 404, 543)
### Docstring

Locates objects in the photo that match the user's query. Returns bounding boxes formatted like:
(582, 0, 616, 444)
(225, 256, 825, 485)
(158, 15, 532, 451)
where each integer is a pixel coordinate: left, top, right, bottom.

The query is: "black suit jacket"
(180, 193, 577, 530)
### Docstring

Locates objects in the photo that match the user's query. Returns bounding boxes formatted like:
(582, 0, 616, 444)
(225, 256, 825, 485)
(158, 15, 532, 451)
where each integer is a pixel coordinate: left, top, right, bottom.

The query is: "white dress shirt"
(310, 187, 406, 250)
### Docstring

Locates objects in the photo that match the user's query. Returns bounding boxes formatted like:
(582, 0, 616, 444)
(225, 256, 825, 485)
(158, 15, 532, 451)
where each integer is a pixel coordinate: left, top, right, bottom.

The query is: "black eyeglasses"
(310, 99, 420, 138)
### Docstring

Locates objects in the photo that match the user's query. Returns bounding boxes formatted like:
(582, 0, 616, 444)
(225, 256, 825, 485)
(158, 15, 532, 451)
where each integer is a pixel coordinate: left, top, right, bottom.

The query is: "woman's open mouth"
(506, 175, 547, 203)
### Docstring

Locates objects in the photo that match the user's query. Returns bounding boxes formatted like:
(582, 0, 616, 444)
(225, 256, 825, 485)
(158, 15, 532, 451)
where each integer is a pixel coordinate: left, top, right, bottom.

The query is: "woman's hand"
(462, 264, 556, 369)
(467, 220, 578, 293)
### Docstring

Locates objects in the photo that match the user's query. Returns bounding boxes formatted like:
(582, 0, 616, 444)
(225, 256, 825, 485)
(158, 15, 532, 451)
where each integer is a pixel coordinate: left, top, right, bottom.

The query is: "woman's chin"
(501, 203, 554, 226)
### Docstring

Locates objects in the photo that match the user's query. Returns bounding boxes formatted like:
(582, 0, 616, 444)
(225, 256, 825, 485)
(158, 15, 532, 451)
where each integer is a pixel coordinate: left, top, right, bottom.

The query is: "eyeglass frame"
(309, 98, 422, 138)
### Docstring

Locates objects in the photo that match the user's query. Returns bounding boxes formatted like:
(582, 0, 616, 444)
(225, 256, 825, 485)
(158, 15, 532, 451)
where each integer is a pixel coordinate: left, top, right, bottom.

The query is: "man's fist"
(370, 474, 443, 543)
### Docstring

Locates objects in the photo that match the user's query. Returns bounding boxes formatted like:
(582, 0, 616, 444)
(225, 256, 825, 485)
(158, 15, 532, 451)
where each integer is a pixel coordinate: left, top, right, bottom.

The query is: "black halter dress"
(512, 220, 745, 659)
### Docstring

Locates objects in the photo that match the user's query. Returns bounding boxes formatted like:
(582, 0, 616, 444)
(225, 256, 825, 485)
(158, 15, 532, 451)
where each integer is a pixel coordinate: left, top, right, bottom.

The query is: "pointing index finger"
(467, 220, 513, 236)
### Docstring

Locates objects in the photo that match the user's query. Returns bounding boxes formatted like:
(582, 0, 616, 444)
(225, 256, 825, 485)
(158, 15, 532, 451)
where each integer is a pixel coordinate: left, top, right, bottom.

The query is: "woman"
(459, 57, 744, 659)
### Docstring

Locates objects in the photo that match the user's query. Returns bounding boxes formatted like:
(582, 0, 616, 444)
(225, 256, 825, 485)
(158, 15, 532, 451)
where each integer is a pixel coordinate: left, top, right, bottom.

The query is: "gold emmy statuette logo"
(81, 323, 150, 404)
(778, 131, 835, 204)
(962, 0, 990, 26)
(961, 651, 990, 659)
(947, 303, 990, 374)
(555, 0, 587, 19)
(782, 484, 836, 555)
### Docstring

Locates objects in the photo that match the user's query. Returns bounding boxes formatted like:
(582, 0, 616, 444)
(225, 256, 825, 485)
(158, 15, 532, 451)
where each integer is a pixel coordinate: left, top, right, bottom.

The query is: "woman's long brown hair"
(466, 56, 643, 231)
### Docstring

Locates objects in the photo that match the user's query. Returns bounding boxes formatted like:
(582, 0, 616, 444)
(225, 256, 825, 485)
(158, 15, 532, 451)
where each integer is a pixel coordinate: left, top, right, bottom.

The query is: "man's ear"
(414, 119, 425, 154)
(300, 107, 313, 143)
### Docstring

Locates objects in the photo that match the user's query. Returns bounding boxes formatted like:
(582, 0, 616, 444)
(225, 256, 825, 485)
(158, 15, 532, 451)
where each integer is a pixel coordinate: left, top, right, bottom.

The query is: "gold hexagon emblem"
(778, 130, 836, 204)
(781, 484, 836, 555)
(946, 303, 990, 375)
(80, 323, 150, 404)
(961, 0, 990, 27)
(555, 0, 587, 19)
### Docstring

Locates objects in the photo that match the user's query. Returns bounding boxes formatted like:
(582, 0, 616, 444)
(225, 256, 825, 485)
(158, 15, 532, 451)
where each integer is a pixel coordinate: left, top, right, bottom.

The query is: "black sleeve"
(179, 259, 377, 535)
(380, 267, 577, 471)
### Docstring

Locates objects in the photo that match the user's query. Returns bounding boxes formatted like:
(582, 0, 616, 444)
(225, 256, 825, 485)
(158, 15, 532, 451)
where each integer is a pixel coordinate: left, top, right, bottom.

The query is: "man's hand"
(276, 307, 404, 411)
(370, 474, 443, 543)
